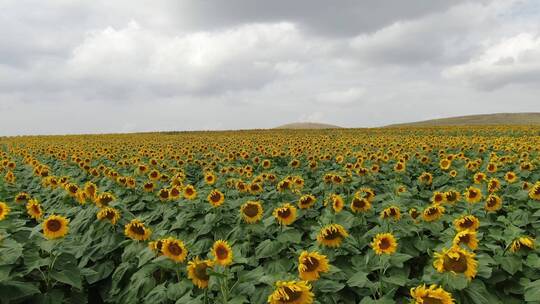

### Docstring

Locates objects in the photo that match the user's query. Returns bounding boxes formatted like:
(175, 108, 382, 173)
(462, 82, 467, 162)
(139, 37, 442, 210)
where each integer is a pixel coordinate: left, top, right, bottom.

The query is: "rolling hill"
(386, 112, 540, 127)
(275, 122, 342, 129)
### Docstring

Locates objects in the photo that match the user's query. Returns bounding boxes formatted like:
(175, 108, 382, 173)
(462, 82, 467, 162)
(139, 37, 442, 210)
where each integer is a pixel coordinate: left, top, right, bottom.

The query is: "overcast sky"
(1, 0, 540, 135)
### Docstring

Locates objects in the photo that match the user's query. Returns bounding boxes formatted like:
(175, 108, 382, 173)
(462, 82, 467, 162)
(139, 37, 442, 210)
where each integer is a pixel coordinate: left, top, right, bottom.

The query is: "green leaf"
(524, 279, 540, 302)
(316, 279, 345, 293)
(0, 281, 40, 301)
(255, 240, 284, 259)
(347, 271, 369, 288)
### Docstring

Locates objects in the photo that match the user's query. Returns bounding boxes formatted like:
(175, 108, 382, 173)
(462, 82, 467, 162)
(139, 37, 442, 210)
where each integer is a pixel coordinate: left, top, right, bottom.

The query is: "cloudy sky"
(1, 0, 540, 135)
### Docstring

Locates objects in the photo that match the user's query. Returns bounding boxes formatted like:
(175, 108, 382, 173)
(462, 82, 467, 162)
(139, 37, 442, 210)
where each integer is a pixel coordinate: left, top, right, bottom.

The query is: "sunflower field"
(1, 126, 540, 304)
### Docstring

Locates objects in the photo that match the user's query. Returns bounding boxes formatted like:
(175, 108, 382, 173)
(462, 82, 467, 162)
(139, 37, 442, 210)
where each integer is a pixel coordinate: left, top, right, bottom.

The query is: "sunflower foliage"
(0, 127, 539, 303)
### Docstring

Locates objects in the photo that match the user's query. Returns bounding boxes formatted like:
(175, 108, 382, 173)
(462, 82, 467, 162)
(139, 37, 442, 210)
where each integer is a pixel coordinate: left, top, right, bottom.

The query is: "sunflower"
(273, 203, 297, 226)
(454, 215, 480, 232)
(249, 182, 263, 194)
(409, 208, 420, 221)
(317, 224, 348, 248)
(444, 190, 461, 204)
(187, 257, 214, 288)
(240, 201, 264, 223)
(84, 182, 98, 199)
(350, 197, 371, 213)
(268, 280, 314, 304)
(453, 230, 478, 250)
(464, 186, 482, 204)
(0, 202, 10, 221)
(158, 188, 170, 201)
(124, 219, 152, 241)
(148, 239, 164, 254)
(169, 186, 182, 200)
(26, 199, 43, 220)
(410, 284, 454, 304)
(394, 161, 406, 172)
(204, 171, 216, 185)
(207, 189, 225, 207)
(529, 182, 540, 201)
(440, 159, 451, 170)
(484, 194, 502, 212)
(510, 237, 535, 253)
(418, 172, 433, 185)
(473, 172, 486, 184)
(371, 233, 398, 255)
(97, 207, 121, 225)
(433, 246, 477, 280)
(148, 170, 161, 181)
(298, 194, 316, 209)
(422, 204, 445, 222)
(330, 194, 344, 213)
(277, 180, 291, 192)
(449, 170, 458, 178)
(143, 181, 155, 192)
(161, 237, 188, 263)
(431, 192, 446, 204)
(183, 184, 197, 200)
(95, 192, 115, 208)
(212, 240, 233, 266)
(380, 206, 401, 221)
(42, 215, 69, 239)
(298, 251, 329, 281)
(504, 171, 517, 183)
(15, 192, 31, 204)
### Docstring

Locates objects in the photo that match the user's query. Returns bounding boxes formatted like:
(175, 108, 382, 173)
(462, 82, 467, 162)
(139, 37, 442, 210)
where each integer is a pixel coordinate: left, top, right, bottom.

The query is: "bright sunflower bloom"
(464, 186, 482, 204)
(267, 280, 314, 304)
(161, 237, 188, 263)
(453, 230, 478, 250)
(95, 192, 115, 208)
(380, 206, 401, 221)
(529, 182, 540, 201)
(84, 182, 98, 200)
(298, 251, 329, 281)
(422, 204, 445, 222)
(240, 201, 264, 224)
(350, 197, 371, 213)
(410, 284, 454, 304)
(183, 184, 197, 200)
(0, 202, 10, 221)
(207, 189, 225, 207)
(97, 207, 121, 225)
(24, 199, 42, 219)
(444, 190, 461, 204)
(431, 192, 446, 204)
(298, 194, 317, 209)
(504, 171, 518, 183)
(433, 246, 477, 280)
(454, 215, 480, 232)
(317, 224, 349, 248)
(510, 237, 535, 253)
(273, 203, 297, 226)
(15, 192, 31, 204)
(124, 219, 152, 241)
(187, 257, 214, 288)
(42, 215, 69, 239)
(329, 194, 344, 213)
(487, 178, 501, 193)
(484, 194, 502, 212)
(371, 233, 398, 255)
(212, 240, 233, 266)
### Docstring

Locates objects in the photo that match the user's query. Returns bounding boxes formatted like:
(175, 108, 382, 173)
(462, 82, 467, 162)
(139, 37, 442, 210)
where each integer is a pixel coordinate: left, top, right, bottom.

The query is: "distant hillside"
(386, 113, 540, 127)
(275, 122, 342, 129)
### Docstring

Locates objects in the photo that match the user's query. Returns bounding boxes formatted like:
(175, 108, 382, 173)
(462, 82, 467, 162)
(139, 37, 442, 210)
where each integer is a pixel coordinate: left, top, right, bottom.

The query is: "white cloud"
(316, 88, 365, 105)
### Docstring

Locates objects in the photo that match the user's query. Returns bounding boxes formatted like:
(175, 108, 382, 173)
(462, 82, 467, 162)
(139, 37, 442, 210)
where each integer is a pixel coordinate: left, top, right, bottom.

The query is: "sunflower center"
(105, 210, 115, 220)
(160, 191, 169, 199)
(243, 204, 259, 217)
(130, 224, 146, 235)
(280, 287, 302, 302)
(303, 257, 320, 272)
(211, 193, 221, 202)
(487, 198, 497, 207)
(459, 234, 470, 244)
(171, 188, 180, 196)
(422, 296, 444, 304)
(324, 229, 342, 240)
(379, 238, 391, 250)
(194, 263, 210, 281)
(168, 243, 183, 256)
(427, 208, 438, 216)
(460, 218, 474, 229)
(46, 219, 62, 232)
(468, 191, 477, 198)
(352, 198, 365, 209)
(443, 253, 468, 273)
(215, 246, 229, 260)
(278, 208, 291, 218)
(186, 188, 194, 195)
(300, 197, 312, 206)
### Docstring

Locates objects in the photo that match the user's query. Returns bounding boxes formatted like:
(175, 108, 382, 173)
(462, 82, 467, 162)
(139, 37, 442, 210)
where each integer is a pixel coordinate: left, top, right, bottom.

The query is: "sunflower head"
(84, 182, 98, 199)
(464, 186, 482, 203)
(329, 194, 344, 213)
(298, 251, 329, 281)
(510, 236, 536, 253)
(529, 182, 540, 201)
(316, 224, 348, 248)
(207, 189, 225, 207)
(0, 202, 10, 221)
(453, 230, 478, 250)
(169, 186, 181, 200)
(380, 206, 401, 221)
(268, 280, 314, 304)
(298, 194, 316, 209)
(444, 190, 461, 204)
(433, 246, 477, 280)
(410, 284, 454, 304)
(350, 197, 371, 213)
(431, 192, 446, 204)
(15, 192, 31, 204)
(97, 207, 121, 225)
(161, 237, 188, 263)
(240, 201, 264, 224)
(124, 219, 152, 241)
(212, 240, 233, 266)
(187, 257, 214, 288)
(487, 178, 501, 193)
(26, 199, 43, 220)
(158, 188, 170, 201)
(95, 192, 115, 207)
(422, 204, 445, 222)
(273, 203, 297, 226)
(183, 184, 197, 200)
(454, 215, 480, 232)
(371, 233, 398, 255)
(42, 215, 69, 239)
(504, 171, 517, 183)
(484, 194, 502, 212)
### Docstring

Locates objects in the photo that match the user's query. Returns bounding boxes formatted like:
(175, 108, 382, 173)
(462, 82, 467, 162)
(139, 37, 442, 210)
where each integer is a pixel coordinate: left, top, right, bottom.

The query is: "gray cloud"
(0, 0, 539, 135)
